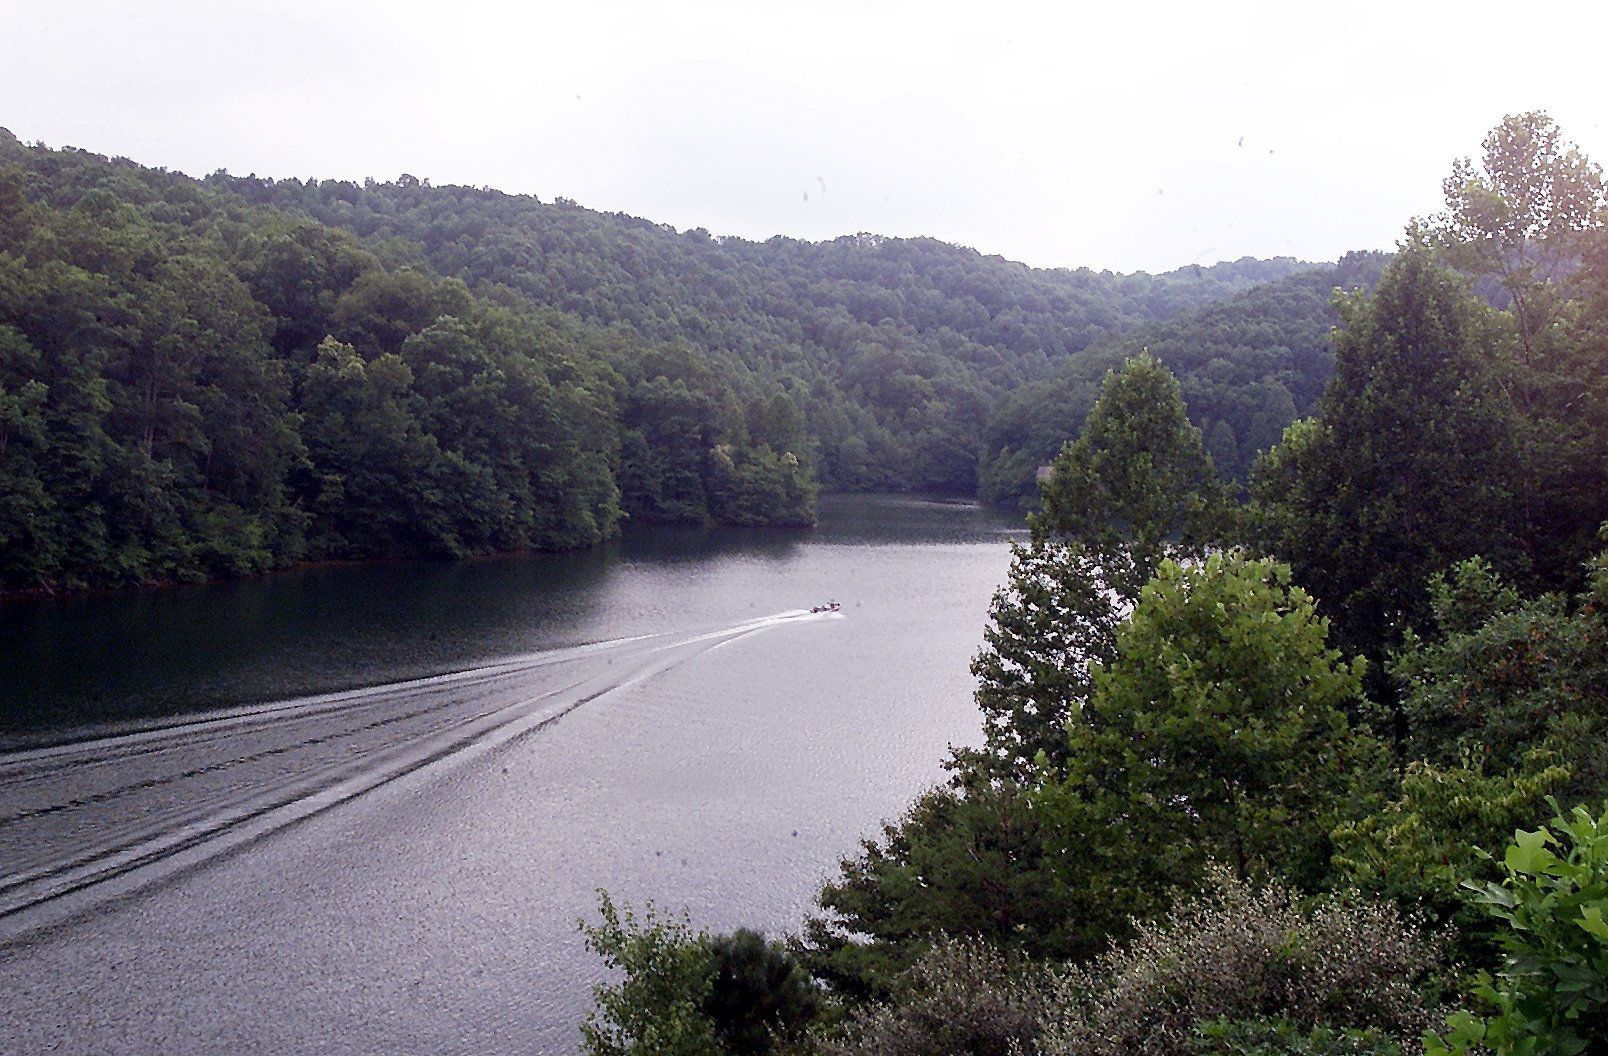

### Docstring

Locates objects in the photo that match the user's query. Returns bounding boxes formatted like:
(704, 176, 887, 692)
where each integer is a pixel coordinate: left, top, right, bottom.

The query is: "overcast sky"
(5, 0, 1607, 273)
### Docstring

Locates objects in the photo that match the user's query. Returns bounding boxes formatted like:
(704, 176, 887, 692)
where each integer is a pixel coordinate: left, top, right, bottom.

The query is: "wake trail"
(0, 610, 831, 940)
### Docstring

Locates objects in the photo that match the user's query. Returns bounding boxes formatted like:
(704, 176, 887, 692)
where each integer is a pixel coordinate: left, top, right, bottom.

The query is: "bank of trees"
(579, 112, 1608, 1056)
(0, 133, 818, 590)
(0, 124, 1369, 592)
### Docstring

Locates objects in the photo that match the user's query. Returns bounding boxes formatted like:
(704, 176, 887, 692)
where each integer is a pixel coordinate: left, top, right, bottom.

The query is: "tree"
(1038, 554, 1387, 921)
(1249, 244, 1515, 661)
(967, 355, 1228, 784)
(962, 539, 1125, 779)
(579, 897, 821, 1056)
(702, 930, 821, 1056)
(1035, 353, 1229, 599)
(1333, 544, 1608, 970)
(1433, 111, 1605, 370)
(580, 893, 721, 1056)
(1431, 112, 1608, 589)
(803, 777, 1084, 1003)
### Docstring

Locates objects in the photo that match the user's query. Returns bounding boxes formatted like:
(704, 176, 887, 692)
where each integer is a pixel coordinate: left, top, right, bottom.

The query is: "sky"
(4, 0, 1607, 274)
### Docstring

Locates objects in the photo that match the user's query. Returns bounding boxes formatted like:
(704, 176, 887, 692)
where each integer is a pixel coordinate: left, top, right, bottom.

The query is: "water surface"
(0, 494, 1020, 1054)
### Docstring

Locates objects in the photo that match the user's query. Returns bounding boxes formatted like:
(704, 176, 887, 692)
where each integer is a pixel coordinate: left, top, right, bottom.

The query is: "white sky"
(4, 0, 1607, 273)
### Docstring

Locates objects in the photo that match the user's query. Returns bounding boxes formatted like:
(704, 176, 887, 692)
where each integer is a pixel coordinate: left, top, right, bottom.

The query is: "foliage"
(1396, 557, 1608, 799)
(1248, 244, 1515, 661)
(1035, 869, 1447, 1056)
(581, 896, 822, 1056)
(1034, 353, 1230, 599)
(1428, 111, 1608, 590)
(1425, 803, 1608, 1056)
(702, 929, 822, 1056)
(818, 936, 1053, 1056)
(962, 538, 1124, 779)
(0, 133, 831, 590)
(581, 892, 721, 1056)
(802, 776, 1086, 1003)
(1189, 1018, 1404, 1056)
(980, 252, 1391, 508)
(1332, 748, 1574, 974)
(1336, 546, 1608, 969)
(1037, 553, 1387, 921)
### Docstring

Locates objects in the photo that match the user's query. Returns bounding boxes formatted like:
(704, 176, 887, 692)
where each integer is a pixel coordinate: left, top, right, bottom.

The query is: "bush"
(1035, 869, 1447, 1056)
(581, 892, 720, 1056)
(819, 936, 1053, 1056)
(580, 895, 823, 1056)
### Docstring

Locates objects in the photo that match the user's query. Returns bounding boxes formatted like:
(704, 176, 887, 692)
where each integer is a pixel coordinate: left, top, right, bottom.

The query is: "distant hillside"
(978, 251, 1392, 509)
(210, 171, 1319, 491)
(0, 127, 1333, 591)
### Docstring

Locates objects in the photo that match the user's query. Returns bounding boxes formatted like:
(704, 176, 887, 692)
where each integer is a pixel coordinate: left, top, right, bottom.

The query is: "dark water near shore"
(0, 495, 1019, 745)
(0, 494, 1020, 1054)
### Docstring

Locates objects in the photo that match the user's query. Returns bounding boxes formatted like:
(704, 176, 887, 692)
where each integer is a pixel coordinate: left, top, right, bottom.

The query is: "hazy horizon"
(6, 0, 1607, 273)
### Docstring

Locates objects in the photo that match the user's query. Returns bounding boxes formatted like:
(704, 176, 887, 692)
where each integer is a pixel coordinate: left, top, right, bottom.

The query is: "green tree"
(1334, 544, 1608, 970)
(962, 538, 1124, 779)
(702, 929, 821, 1056)
(1433, 111, 1605, 369)
(1249, 244, 1515, 661)
(1431, 112, 1608, 589)
(1035, 352, 1229, 599)
(1038, 554, 1387, 922)
(581, 893, 721, 1056)
(803, 777, 1081, 1002)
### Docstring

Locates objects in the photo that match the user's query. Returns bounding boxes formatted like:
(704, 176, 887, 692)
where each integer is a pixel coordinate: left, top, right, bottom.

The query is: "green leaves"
(1427, 802, 1608, 1056)
(1034, 353, 1231, 600)
(1040, 552, 1387, 918)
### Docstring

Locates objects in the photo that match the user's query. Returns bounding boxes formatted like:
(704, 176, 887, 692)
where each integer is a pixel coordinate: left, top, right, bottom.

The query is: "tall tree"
(1034, 352, 1229, 599)
(1249, 244, 1515, 660)
(1432, 111, 1608, 587)
(1037, 554, 1386, 920)
(1433, 111, 1605, 369)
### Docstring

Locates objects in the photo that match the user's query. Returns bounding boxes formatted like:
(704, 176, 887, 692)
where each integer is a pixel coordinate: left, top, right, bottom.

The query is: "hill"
(0, 128, 1324, 590)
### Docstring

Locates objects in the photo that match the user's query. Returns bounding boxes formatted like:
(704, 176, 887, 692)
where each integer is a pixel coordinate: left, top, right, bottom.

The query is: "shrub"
(1190, 1018, 1404, 1056)
(819, 936, 1053, 1056)
(580, 895, 823, 1056)
(581, 892, 720, 1056)
(1035, 869, 1447, 1056)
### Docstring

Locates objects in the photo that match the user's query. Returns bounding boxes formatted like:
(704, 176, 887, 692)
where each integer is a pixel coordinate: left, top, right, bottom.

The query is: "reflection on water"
(0, 494, 1021, 744)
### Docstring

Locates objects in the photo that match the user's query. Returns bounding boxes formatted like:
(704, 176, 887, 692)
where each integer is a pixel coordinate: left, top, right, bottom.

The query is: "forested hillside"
(210, 170, 1314, 492)
(0, 127, 1325, 592)
(979, 251, 1391, 507)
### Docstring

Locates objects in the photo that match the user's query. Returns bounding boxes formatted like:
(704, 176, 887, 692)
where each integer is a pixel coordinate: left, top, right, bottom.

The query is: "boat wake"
(0, 609, 834, 941)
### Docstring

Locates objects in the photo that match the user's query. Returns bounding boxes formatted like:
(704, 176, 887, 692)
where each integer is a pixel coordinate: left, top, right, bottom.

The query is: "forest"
(575, 114, 1608, 1056)
(1, 125, 1338, 592)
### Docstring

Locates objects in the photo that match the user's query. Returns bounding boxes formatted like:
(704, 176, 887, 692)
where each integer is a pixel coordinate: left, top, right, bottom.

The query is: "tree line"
(577, 112, 1608, 1056)
(1, 127, 1368, 593)
(0, 132, 817, 591)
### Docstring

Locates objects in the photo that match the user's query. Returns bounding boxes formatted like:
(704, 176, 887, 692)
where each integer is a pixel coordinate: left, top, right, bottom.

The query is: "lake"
(0, 494, 1020, 1054)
